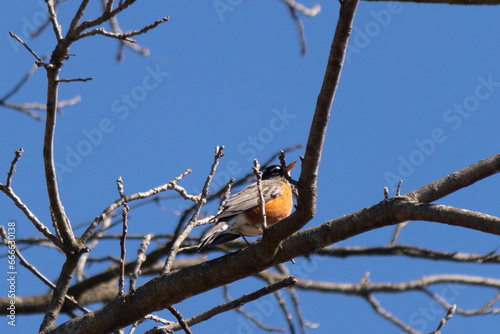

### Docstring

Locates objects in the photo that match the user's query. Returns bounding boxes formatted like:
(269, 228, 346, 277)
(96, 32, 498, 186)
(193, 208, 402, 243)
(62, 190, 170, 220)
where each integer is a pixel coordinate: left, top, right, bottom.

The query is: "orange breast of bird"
(245, 181, 293, 226)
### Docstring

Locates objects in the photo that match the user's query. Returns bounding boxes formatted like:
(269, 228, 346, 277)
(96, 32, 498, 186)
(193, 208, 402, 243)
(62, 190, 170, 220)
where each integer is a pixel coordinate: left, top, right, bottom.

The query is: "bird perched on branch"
(198, 161, 297, 250)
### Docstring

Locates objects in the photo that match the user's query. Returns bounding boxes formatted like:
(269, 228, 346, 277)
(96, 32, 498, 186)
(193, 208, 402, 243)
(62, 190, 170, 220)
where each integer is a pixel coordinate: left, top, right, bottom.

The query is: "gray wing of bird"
(215, 180, 283, 220)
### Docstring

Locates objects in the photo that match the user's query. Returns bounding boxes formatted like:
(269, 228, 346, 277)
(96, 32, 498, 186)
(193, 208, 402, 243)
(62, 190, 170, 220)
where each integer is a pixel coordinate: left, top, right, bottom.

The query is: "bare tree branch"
(0, 227, 90, 314)
(0, 150, 68, 252)
(430, 304, 456, 334)
(408, 153, 500, 203)
(4, 1, 500, 333)
(5, 147, 23, 188)
(259, 0, 361, 261)
(8, 31, 44, 64)
(364, 293, 419, 334)
(39, 255, 82, 331)
(76, 16, 169, 42)
(260, 271, 500, 294)
(118, 203, 129, 296)
(45, 0, 63, 41)
(57, 77, 93, 83)
(224, 285, 286, 332)
(253, 159, 268, 230)
(272, 289, 294, 333)
(166, 306, 192, 334)
(80, 169, 192, 243)
(129, 234, 152, 292)
(162, 146, 224, 274)
(315, 244, 500, 263)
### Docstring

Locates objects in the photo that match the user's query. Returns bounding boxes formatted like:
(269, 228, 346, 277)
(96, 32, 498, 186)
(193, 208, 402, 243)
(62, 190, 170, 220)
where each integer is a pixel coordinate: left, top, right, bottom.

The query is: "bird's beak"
(286, 161, 297, 172)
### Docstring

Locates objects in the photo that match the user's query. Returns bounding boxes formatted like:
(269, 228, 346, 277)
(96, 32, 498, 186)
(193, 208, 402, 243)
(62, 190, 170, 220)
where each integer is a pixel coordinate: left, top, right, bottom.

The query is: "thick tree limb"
(407, 153, 500, 203)
(260, 0, 360, 260)
(39, 195, 500, 333)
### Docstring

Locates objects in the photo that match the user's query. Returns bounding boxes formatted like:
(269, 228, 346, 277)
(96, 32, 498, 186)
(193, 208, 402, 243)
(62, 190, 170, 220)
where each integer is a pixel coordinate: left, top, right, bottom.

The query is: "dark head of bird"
(262, 161, 297, 181)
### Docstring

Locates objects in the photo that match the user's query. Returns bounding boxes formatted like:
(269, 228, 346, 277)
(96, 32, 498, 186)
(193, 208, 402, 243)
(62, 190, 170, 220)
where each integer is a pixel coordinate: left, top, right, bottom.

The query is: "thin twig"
(57, 96, 82, 108)
(77, 217, 113, 282)
(396, 179, 403, 196)
(316, 244, 500, 263)
(0, 185, 68, 252)
(77, 16, 169, 43)
(288, 286, 319, 332)
(1, 96, 81, 113)
(195, 178, 235, 228)
(223, 285, 286, 333)
(167, 306, 192, 334)
(57, 77, 93, 83)
(169, 170, 199, 202)
(45, 0, 63, 41)
(280, 0, 321, 16)
(286, 5, 307, 55)
(5, 148, 23, 188)
(364, 293, 420, 334)
(162, 146, 225, 274)
(430, 304, 456, 334)
(145, 314, 174, 325)
(479, 290, 500, 312)
(80, 169, 192, 243)
(119, 203, 129, 295)
(0, 101, 44, 120)
(389, 221, 409, 246)
(253, 159, 267, 230)
(215, 178, 236, 217)
(129, 234, 152, 292)
(100, 0, 150, 62)
(422, 288, 499, 316)
(73, 0, 137, 37)
(0, 226, 90, 314)
(407, 153, 500, 203)
(30, 0, 63, 38)
(273, 289, 295, 333)
(77, 27, 138, 42)
(258, 272, 500, 302)
(8, 32, 43, 64)
(117, 177, 125, 198)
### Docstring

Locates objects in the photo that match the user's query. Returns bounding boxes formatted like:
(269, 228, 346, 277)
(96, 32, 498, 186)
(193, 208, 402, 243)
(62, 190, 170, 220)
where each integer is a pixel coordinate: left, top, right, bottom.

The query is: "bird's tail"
(197, 222, 240, 251)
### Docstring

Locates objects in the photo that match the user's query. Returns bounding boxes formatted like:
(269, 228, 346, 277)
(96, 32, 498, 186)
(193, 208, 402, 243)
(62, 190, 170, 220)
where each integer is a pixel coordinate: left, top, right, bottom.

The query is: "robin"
(198, 161, 297, 250)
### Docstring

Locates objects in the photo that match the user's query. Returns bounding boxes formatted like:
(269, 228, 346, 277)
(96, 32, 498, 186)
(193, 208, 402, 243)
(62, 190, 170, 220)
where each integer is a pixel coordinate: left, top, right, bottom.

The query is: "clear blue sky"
(1, 1, 499, 333)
